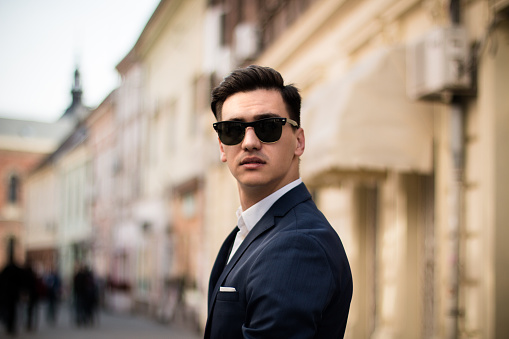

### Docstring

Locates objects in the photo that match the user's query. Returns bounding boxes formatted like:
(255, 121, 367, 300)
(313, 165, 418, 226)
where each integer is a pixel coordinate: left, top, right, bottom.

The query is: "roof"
(0, 117, 71, 139)
(0, 117, 73, 153)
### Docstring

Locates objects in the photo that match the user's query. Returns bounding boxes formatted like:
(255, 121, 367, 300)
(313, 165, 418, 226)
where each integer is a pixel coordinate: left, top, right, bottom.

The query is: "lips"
(240, 156, 266, 166)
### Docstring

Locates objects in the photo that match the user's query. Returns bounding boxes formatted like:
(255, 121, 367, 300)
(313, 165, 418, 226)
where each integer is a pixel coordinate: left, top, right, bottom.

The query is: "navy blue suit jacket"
(205, 183, 353, 338)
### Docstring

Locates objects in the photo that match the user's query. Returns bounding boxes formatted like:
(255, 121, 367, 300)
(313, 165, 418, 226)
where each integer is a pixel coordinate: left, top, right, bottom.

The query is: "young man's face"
(218, 89, 305, 199)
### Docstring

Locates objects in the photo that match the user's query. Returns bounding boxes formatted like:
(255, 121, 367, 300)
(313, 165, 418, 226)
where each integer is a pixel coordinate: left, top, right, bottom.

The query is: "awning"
(301, 45, 434, 184)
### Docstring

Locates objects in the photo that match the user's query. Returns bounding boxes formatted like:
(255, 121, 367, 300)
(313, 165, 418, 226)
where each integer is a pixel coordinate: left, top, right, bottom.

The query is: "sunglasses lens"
(254, 119, 283, 143)
(217, 122, 244, 145)
(214, 118, 286, 145)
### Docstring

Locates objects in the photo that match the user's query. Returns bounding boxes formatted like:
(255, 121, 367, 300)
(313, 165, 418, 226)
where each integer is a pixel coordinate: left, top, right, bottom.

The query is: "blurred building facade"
(24, 69, 89, 287)
(86, 91, 116, 286)
(20, 0, 509, 338)
(0, 67, 82, 269)
(0, 117, 71, 268)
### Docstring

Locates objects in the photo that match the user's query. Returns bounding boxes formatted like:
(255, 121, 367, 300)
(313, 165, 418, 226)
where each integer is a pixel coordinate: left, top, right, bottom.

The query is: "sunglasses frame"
(213, 117, 299, 145)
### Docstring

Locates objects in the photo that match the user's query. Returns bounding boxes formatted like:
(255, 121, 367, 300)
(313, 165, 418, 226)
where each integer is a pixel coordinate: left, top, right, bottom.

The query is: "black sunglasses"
(213, 117, 299, 145)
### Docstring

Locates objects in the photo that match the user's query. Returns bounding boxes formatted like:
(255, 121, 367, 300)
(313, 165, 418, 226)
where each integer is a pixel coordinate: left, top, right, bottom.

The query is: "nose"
(241, 126, 261, 150)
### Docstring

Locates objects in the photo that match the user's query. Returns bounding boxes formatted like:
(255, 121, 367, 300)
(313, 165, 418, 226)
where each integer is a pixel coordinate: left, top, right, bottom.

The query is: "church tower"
(60, 68, 90, 122)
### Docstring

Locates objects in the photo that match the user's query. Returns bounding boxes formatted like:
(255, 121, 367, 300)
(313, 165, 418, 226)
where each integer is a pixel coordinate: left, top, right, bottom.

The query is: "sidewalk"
(1, 303, 202, 339)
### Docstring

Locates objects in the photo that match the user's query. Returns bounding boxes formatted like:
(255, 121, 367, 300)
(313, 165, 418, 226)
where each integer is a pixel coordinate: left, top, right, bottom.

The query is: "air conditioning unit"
(407, 26, 471, 100)
(233, 23, 259, 62)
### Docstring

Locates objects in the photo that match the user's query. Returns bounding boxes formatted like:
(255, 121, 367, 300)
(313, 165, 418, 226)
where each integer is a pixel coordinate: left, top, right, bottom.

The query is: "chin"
(236, 174, 271, 188)
(239, 179, 269, 188)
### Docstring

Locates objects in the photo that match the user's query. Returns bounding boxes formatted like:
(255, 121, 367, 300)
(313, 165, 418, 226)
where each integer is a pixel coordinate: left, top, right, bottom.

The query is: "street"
(1, 303, 202, 339)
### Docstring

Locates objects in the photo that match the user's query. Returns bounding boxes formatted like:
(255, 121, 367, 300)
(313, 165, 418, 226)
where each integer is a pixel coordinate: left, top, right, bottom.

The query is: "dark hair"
(211, 65, 301, 125)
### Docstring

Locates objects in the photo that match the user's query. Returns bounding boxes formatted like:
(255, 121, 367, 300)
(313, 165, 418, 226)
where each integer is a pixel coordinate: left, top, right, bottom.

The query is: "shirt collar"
(236, 178, 302, 237)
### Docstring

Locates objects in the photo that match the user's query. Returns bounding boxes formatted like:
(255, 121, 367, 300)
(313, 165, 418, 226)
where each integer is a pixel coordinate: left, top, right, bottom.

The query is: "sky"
(0, 0, 161, 122)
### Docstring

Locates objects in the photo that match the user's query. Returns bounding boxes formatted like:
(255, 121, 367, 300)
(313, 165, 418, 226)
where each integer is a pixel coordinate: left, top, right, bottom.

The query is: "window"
(8, 174, 20, 204)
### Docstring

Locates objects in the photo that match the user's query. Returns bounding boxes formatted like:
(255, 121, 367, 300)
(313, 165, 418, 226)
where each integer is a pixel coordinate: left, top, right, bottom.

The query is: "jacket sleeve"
(242, 231, 336, 339)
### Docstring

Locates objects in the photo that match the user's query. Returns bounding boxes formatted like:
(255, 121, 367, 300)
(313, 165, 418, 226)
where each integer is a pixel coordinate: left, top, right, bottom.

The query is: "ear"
(218, 137, 227, 162)
(294, 128, 305, 157)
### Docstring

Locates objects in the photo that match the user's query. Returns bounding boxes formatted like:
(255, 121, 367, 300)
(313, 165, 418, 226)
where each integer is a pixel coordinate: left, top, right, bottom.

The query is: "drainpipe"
(447, 2, 463, 339)
(447, 98, 464, 339)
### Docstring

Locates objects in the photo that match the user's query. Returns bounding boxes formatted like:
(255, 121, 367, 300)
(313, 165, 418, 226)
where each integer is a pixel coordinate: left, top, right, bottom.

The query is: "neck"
(238, 188, 268, 211)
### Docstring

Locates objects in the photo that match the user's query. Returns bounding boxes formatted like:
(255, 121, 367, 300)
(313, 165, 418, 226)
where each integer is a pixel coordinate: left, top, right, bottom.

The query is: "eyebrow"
(228, 113, 281, 122)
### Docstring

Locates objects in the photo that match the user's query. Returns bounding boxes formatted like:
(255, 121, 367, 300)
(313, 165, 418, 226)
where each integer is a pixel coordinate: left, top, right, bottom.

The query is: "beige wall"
(25, 166, 59, 254)
(134, 0, 211, 318)
(470, 15, 509, 339)
(58, 142, 92, 281)
(254, 0, 509, 338)
(87, 95, 116, 279)
(143, 0, 208, 195)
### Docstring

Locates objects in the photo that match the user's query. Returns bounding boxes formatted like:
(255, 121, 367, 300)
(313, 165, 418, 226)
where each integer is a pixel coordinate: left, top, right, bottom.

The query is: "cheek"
(279, 139, 298, 160)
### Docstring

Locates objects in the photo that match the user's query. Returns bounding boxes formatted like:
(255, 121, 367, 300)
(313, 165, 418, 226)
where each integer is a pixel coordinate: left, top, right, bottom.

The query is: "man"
(0, 238, 25, 335)
(206, 65, 352, 339)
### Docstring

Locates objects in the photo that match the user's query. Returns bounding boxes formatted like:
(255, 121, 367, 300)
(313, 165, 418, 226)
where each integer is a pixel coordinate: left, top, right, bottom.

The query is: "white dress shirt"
(227, 178, 303, 263)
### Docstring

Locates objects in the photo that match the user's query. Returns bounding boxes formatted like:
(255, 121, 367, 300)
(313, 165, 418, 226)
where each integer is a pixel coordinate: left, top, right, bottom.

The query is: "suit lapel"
(224, 183, 311, 270)
(205, 226, 238, 337)
(207, 214, 276, 322)
(208, 227, 237, 306)
(208, 183, 313, 316)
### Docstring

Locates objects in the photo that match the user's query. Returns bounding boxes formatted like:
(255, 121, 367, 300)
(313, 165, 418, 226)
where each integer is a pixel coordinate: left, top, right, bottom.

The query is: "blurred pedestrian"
(73, 264, 98, 326)
(22, 260, 40, 332)
(43, 266, 61, 326)
(82, 266, 98, 325)
(0, 238, 24, 335)
(73, 263, 86, 326)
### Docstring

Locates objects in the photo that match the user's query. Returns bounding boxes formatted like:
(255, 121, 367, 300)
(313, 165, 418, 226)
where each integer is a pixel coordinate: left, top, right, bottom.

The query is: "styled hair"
(211, 65, 301, 125)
